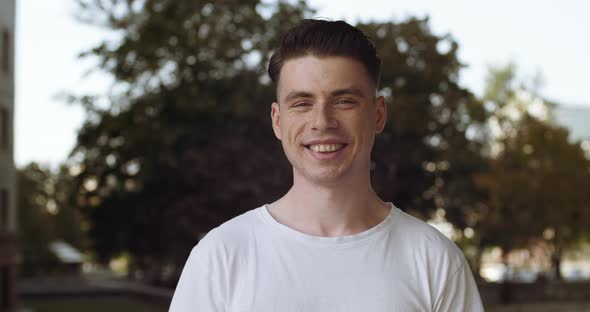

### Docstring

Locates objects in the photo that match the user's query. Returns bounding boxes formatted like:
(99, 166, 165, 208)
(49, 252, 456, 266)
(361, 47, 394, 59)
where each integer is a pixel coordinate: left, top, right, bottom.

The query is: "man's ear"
(271, 102, 282, 140)
(375, 95, 387, 134)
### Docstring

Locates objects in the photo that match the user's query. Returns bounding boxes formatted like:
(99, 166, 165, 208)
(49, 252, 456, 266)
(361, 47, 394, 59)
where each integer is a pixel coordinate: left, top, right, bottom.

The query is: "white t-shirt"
(169, 203, 484, 311)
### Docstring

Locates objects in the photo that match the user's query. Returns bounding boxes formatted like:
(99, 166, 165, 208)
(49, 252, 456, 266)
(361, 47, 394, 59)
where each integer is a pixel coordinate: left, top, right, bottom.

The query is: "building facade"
(554, 105, 590, 143)
(0, 0, 17, 311)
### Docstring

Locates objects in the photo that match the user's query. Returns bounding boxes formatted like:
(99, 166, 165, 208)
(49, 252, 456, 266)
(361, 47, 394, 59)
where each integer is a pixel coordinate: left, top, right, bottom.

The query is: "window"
(0, 189, 7, 229)
(1, 30, 9, 75)
(0, 108, 8, 151)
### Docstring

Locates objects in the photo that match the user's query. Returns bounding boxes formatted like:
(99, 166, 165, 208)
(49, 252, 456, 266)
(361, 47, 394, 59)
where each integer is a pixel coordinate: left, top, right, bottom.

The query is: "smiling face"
(271, 55, 387, 186)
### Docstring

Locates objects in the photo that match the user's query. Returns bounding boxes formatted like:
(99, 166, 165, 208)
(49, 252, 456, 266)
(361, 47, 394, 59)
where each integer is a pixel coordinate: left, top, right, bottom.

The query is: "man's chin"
(299, 168, 350, 186)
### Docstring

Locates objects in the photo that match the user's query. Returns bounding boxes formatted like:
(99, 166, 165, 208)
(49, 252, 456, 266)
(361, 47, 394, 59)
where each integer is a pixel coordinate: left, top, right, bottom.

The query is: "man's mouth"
(305, 143, 346, 153)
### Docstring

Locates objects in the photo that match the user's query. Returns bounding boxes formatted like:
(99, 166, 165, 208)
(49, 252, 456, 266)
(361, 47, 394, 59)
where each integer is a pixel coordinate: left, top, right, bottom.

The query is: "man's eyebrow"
(283, 88, 366, 103)
(330, 88, 365, 99)
(284, 91, 314, 102)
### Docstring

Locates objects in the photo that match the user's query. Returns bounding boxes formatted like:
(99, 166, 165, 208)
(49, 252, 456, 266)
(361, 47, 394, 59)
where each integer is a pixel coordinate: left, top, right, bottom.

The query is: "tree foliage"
(18, 163, 85, 277)
(67, 1, 520, 283)
(475, 64, 590, 279)
(69, 0, 311, 282)
(359, 20, 488, 224)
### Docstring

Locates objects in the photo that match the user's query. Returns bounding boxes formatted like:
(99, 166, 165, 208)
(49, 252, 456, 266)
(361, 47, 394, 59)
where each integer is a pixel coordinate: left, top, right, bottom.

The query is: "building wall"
(0, 0, 16, 231)
(554, 105, 590, 143)
(0, 0, 18, 311)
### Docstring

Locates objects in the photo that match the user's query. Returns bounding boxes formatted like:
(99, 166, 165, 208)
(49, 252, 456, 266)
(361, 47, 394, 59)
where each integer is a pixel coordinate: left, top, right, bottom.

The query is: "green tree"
(69, 0, 312, 283)
(476, 64, 590, 280)
(18, 163, 56, 276)
(17, 163, 85, 276)
(359, 19, 489, 229)
(69, 2, 491, 283)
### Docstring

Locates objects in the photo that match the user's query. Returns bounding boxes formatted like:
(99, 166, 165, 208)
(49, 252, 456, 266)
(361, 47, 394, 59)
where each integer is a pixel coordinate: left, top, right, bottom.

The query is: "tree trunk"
(500, 250, 512, 304)
(472, 247, 483, 281)
(552, 246, 563, 280)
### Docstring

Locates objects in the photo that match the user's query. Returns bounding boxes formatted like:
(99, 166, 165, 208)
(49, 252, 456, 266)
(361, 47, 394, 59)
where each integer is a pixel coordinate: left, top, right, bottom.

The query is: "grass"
(22, 297, 168, 312)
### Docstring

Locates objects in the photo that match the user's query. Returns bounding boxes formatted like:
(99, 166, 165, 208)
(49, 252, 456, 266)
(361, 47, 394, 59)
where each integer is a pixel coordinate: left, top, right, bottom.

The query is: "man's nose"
(311, 103, 338, 131)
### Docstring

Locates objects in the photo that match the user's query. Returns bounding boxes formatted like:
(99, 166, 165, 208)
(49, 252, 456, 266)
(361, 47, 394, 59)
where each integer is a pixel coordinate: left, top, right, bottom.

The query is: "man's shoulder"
(389, 207, 483, 310)
(194, 206, 264, 252)
(391, 205, 465, 261)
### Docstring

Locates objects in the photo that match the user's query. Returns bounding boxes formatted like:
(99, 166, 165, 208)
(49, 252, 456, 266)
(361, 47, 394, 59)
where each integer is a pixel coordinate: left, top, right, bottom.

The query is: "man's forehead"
(276, 55, 375, 101)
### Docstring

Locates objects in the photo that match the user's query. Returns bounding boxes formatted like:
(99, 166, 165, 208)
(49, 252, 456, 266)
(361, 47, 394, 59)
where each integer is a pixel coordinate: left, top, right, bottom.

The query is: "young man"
(170, 19, 484, 311)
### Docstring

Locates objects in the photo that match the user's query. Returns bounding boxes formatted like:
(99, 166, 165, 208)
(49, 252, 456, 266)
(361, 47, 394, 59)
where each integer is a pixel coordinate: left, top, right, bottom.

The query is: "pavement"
(487, 302, 590, 312)
(20, 274, 590, 311)
(19, 274, 173, 303)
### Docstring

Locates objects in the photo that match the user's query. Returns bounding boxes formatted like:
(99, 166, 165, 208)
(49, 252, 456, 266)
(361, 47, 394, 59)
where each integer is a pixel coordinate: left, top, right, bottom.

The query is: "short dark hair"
(268, 19, 381, 89)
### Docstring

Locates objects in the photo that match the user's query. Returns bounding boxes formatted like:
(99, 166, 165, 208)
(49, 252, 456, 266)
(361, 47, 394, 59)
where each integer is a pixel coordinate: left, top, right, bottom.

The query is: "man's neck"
(268, 173, 390, 237)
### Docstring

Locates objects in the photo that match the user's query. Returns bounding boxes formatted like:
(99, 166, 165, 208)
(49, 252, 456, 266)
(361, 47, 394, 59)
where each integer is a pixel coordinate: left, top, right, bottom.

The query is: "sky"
(14, 0, 590, 168)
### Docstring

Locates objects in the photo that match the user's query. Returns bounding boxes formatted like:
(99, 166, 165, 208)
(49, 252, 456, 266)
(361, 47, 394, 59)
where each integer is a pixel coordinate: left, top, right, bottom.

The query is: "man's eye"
(335, 99, 355, 105)
(292, 102, 312, 108)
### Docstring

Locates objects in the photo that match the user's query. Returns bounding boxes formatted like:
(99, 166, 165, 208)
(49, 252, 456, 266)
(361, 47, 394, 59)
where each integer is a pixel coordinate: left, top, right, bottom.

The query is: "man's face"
(271, 55, 386, 186)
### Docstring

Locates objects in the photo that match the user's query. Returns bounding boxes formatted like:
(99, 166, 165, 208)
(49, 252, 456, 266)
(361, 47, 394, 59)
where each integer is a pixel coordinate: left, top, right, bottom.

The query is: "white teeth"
(309, 144, 343, 153)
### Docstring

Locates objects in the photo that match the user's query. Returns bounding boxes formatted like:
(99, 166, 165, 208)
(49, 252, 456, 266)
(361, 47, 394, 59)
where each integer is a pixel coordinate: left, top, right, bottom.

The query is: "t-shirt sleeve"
(434, 259, 484, 312)
(169, 231, 226, 312)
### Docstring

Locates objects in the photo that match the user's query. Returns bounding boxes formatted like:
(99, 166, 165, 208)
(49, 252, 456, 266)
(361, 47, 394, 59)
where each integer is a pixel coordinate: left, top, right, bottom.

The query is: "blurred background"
(1, 0, 590, 311)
